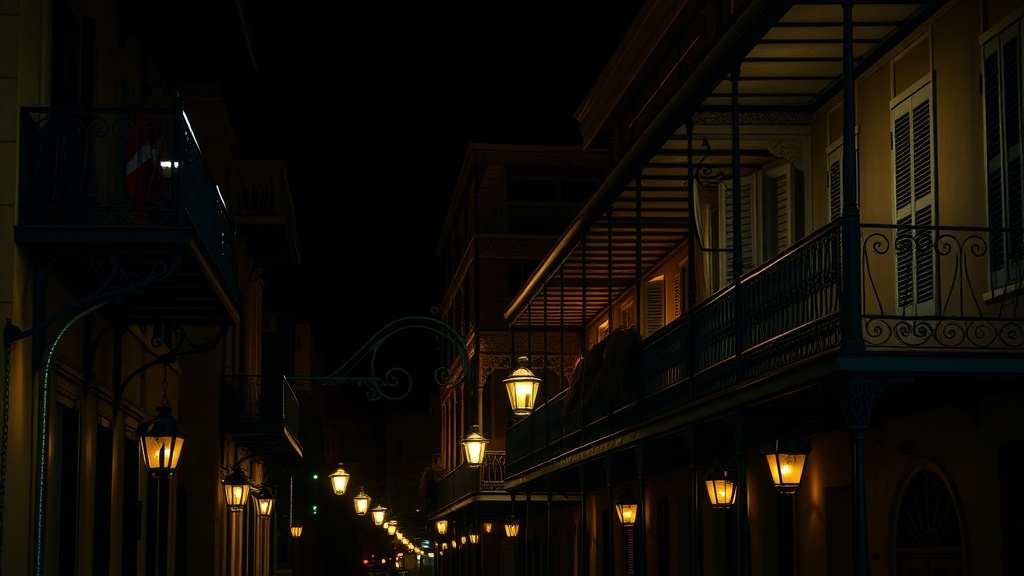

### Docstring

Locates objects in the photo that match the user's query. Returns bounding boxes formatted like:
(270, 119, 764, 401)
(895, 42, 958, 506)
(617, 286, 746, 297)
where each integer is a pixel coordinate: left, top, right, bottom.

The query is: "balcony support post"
(841, 0, 865, 354)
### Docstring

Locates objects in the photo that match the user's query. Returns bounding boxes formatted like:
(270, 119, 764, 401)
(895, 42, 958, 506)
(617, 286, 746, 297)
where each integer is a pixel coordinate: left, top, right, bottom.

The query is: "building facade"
(1, 1, 307, 575)
(435, 1, 1024, 575)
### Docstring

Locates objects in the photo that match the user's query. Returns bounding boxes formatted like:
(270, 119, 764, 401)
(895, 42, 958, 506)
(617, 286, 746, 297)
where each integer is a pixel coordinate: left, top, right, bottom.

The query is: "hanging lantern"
(222, 466, 252, 513)
(254, 486, 275, 518)
(329, 463, 351, 495)
(764, 437, 811, 495)
(387, 521, 398, 536)
(461, 424, 488, 467)
(436, 518, 448, 535)
(705, 464, 737, 509)
(503, 355, 542, 417)
(138, 405, 185, 478)
(371, 505, 387, 526)
(353, 486, 371, 516)
(615, 489, 639, 526)
(290, 521, 303, 538)
(504, 515, 519, 537)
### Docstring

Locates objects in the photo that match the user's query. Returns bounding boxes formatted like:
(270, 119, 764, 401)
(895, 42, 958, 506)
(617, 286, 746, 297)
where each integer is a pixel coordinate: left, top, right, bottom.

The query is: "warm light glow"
(705, 466, 737, 509)
(329, 464, 351, 495)
(138, 406, 185, 477)
(461, 425, 488, 467)
(469, 532, 480, 544)
(290, 523, 303, 538)
(436, 519, 448, 535)
(764, 437, 811, 495)
(371, 505, 387, 526)
(254, 489, 275, 518)
(615, 490, 638, 526)
(503, 356, 542, 416)
(504, 516, 519, 537)
(461, 535, 467, 545)
(222, 466, 252, 513)
(353, 487, 371, 515)
(482, 521, 493, 533)
(387, 522, 397, 536)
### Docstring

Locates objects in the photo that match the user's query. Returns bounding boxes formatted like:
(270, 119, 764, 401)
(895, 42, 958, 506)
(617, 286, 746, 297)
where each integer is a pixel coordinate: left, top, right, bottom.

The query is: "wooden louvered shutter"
(763, 163, 795, 258)
(644, 277, 665, 337)
(984, 23, 1024, 287)
(827, 144, 843, 222)
(892, 82, 936, 315)
(721, 175, 756, 285)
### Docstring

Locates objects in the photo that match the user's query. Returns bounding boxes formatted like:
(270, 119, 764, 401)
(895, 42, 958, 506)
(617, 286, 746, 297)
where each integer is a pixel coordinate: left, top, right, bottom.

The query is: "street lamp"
(460, 424, 488, 467)
(504, 515, 519, 537)
(353, 486, 371, 516)
(222, 466, 253, 513)
(764, 437, 810, 495)
(138, 404, 185, 478)
(503, 355, 542, 416)
(329, 463, 351, 495)
(254, 486, 275, 518)
(372, 504, 387, 526)
(615, 489, 638, 526)
(705, 463, 737, 509)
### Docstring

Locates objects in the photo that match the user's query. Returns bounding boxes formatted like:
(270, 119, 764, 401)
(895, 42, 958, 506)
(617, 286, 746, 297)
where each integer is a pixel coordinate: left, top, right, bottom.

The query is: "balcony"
(432, 452, 507, 515)
(221, 375, 303, 469)
(506, 222, 1024, 481)
(15, 105, 239, 326)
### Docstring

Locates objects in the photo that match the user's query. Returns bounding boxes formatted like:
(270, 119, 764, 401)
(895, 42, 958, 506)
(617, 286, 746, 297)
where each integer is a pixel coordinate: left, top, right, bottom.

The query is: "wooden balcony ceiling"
(510, 1, 935, 328)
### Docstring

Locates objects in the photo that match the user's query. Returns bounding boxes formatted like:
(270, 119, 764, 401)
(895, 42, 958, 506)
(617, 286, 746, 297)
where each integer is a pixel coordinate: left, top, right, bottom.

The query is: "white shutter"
(763, 163, 795, 258)
(983, 22, 1024, 286)
(720, 174, 756, 285)
(891, 82, 936, 315)
(644, 277, 665, 337)
(827, 144, 843, 222)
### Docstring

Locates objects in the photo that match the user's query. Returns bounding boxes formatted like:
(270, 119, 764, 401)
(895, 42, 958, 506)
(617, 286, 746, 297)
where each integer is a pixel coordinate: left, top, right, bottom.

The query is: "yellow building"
(2, 2, 305, 575)
(435, 1, 1024, 575)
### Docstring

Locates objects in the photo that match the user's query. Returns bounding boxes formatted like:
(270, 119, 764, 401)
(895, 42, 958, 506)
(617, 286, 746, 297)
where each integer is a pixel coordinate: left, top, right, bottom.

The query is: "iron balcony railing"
(432, 452, 507, 512)
(507, 221, 1024, 474)
(18, 103, 237, 290)
(221, 375, 303, 463)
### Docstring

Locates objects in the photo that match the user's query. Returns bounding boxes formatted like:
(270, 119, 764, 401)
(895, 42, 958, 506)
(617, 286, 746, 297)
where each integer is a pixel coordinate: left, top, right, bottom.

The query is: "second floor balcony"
(506, 221, 1024, 481)
(15, 104, 240, 327)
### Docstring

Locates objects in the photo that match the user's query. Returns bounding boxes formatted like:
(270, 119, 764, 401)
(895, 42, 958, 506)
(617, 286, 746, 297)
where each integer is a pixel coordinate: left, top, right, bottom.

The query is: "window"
(827, 142, 844, 222)
(644, 276, 665, 336)
(983, 19, 1024, 289)
(718, 162, 798, 286)
(891, 79, 936, 315)
(620, 300, 635, 329)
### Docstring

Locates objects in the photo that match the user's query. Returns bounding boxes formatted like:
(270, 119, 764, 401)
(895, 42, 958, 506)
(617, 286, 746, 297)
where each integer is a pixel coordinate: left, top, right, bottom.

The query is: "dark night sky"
(227, 2, 643, 372)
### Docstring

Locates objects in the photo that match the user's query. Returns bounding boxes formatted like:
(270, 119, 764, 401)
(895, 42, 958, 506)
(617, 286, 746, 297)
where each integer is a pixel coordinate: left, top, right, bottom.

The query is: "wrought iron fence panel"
(861, 224, 1024, 349)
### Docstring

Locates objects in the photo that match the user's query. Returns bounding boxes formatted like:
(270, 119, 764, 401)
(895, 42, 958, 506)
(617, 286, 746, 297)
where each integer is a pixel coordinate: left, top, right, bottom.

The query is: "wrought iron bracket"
(3, 250, 184, 369)
(289, 315, 471, 403)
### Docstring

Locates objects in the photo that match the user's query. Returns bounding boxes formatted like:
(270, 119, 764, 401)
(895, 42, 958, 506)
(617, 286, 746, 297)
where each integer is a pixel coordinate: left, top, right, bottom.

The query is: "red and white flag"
(124, 109, 166, 216)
